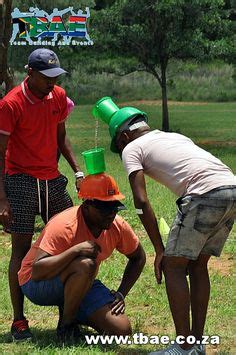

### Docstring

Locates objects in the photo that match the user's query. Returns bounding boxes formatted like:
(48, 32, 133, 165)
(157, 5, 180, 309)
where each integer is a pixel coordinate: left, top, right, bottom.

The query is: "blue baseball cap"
(26, 48, 67, 77)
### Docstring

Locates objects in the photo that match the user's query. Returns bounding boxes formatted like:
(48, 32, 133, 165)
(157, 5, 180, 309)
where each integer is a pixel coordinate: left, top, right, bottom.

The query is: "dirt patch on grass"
(144, 321, 174, 337)
(120, 100, 209, 106)
(146, 254, 234, 276)
(208, 254, 234, 276)
(197, 140, 236, 147)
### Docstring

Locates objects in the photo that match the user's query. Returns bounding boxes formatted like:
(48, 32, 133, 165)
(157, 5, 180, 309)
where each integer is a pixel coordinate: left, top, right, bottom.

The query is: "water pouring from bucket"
(92, 96, 147, 153)
(92, 96, 120, 124)
(82, 100, 114, 175)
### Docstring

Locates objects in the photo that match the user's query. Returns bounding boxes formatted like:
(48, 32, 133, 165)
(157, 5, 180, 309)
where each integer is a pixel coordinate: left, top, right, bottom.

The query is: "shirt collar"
(21, 77, 53, 104)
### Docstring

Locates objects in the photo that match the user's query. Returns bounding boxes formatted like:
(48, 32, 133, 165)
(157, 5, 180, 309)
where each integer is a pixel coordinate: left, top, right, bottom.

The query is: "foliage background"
(8, 0, 236, 114)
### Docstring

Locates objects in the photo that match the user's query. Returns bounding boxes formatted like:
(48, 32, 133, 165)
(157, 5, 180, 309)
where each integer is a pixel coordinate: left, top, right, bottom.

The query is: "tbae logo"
(10, 7, 93, 46)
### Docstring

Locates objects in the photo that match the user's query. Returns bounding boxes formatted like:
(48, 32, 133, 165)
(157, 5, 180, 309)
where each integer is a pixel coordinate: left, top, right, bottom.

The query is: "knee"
(188, 262, 208, 275)
(109, 315, 132, 335)
(117, 318, 132, 335)
(188, 255, 210, 275)
(80, 257, 97, 276)
(70, 257, 97, 277)
(163, 257, 187, 276)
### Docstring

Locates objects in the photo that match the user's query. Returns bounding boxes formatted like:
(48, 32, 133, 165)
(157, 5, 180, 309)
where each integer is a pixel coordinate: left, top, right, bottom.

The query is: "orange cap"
(78, 173, 125, 201)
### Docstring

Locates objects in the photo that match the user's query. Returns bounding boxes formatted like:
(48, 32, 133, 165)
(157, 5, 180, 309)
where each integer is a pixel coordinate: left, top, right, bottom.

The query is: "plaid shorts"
(5, 173, 73, 234)
(165, 186, 236, 260)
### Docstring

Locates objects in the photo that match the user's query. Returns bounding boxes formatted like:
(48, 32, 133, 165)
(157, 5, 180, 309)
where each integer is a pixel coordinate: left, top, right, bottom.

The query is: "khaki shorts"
(164, 186, 236, 260)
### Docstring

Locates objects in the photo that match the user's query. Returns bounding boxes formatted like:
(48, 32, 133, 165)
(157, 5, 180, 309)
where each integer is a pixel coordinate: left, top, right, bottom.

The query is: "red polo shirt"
(0, 78, 69, 180)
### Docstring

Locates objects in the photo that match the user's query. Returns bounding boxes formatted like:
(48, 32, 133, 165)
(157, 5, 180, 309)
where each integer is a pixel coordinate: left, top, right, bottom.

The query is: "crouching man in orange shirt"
(18, 173, 146, 343)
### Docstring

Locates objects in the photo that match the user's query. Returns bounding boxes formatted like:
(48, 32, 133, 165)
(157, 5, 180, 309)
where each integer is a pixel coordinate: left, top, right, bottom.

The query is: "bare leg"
(188, 254, 211, 341)
(60, 257, 96, 325)
(163, 256, 191, 350)
(87, 304, 132, 335)
(9, 233, 33, 320)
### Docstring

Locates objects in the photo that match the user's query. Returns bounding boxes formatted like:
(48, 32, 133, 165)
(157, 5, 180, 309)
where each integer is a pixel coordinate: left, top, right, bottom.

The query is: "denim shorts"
(21, 278, 115, 324)
(5, 173, 73, 234)
(165, 186, 236, 260)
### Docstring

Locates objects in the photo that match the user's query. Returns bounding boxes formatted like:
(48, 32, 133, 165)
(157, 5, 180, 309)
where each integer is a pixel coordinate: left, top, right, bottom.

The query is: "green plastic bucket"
(92, 97, 119, 124)
(82, 148, 106, 175)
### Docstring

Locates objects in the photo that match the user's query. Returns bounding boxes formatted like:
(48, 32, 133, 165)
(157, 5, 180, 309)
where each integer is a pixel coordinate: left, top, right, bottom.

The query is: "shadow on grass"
(0, 328, 153, 354)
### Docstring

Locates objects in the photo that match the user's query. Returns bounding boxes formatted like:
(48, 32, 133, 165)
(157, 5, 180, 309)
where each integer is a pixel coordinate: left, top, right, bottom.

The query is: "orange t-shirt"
(18, 206, 139, 286)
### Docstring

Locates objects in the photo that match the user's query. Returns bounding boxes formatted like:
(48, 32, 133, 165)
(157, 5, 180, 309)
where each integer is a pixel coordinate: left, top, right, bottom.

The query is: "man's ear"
(120, 131, 130, 145)
(28, 68, 33, 77)
(116, 130, 131, 153)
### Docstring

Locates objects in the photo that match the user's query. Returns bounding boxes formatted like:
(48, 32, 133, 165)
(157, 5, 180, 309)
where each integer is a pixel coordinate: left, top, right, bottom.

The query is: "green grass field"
(0, 101, 235, 354)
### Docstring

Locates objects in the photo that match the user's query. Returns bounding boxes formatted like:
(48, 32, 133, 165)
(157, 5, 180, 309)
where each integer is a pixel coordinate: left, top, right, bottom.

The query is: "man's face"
(115, 131, 129, 153)
(88, 205, 118, 230)
(28, 69, 59, 97)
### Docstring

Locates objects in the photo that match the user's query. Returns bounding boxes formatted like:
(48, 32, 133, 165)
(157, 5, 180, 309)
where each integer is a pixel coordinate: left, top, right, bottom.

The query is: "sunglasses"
(92, 205, 118, 215)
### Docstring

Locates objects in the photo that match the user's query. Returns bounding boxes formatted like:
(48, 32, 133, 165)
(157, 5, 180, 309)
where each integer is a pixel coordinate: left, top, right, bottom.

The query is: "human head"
(26, 49, 67, 98)
(114, 114, 150, 153)
(78, 173, 126, 230)
(92, 97, 149, 153)
(26, 48, 67, 77)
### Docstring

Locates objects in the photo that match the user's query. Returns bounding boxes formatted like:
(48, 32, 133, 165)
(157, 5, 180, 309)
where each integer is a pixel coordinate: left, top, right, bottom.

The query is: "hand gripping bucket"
(82, 148, 106, 175)
(92, 97, 119, 124)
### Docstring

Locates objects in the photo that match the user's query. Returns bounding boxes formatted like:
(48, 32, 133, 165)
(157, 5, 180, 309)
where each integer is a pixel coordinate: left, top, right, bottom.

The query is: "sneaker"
(149, 342, 199, 355)
(57, 322, 81, 345)
(194, 344, 206, 354)
(11, 318, 33, 342)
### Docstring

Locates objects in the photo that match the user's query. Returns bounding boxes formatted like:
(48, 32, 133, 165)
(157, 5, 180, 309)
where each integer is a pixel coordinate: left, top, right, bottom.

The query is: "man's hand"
(0, 197, 12, 230)
(154, 251, 164, 284)
(110, 290, 125, 315)
(74, 241, 101, 259)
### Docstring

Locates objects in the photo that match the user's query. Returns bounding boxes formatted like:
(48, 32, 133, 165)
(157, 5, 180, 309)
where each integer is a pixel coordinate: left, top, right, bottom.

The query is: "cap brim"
(90, 199, 126, 212)
(39, 68, 68, 77)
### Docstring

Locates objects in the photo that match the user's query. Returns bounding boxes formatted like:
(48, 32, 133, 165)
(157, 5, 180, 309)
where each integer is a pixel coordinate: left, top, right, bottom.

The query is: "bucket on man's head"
(92, 97, 119, 124)
(82, 148, 106, 175)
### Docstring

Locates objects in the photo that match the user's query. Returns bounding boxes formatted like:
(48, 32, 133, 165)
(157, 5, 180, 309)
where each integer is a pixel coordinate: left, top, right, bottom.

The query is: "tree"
(93, 0, 234, 131)
(0, 0, 14, 96)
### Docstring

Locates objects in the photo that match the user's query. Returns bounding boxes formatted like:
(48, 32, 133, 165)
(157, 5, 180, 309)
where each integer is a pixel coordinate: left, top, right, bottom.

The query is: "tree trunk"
(160, 60, 169, 132)
(0, 0, 14, 97)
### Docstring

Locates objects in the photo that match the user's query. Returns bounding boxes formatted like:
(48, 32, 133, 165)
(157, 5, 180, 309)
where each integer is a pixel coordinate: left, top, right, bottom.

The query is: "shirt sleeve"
(0, 100, 18, 135)
(122, 143, 144, 177)
(116, 218, 139, 256)
(38, 221, 73, 256)
(66, 97, 75, 115)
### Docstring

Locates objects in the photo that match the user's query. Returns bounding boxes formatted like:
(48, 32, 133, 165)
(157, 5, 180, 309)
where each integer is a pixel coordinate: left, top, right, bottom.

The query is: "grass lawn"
(0, 101, 235, 354)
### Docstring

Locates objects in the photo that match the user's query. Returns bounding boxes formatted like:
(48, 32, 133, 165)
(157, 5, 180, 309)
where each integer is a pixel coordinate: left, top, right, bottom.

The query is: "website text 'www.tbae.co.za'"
(84, 333, 220, 346)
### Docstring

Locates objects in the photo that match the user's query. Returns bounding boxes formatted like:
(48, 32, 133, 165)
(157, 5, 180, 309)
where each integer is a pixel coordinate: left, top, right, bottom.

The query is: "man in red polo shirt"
(0, 48, 84, 341)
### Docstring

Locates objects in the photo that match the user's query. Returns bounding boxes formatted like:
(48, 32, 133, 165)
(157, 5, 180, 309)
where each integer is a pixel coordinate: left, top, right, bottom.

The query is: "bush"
(12, 60, 236, 104)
